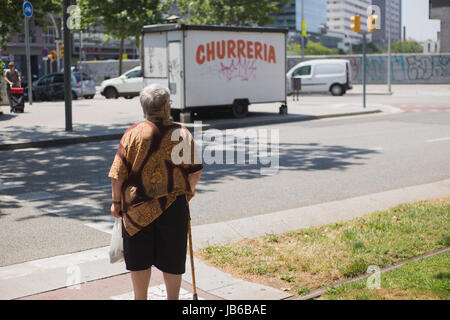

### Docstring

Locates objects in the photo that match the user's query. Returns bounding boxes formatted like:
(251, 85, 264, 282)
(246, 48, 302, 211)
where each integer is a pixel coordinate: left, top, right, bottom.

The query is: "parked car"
(286, 59, 352, 96)
(29, 72, 96, 101)
(99, 66, 143, 99)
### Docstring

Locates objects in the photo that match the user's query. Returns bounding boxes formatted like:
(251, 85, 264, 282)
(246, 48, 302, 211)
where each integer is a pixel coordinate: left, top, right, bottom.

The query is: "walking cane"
(186, 197, 198, 300)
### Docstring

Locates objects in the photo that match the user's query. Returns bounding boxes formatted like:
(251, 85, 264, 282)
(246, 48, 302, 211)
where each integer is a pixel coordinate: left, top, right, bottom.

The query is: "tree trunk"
(119, 36, 124, 76)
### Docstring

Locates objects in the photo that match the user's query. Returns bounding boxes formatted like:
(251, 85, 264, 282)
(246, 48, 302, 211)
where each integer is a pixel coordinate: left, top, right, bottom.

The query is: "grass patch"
(197, 197, 450, 297)
(320, 252, 450, 300)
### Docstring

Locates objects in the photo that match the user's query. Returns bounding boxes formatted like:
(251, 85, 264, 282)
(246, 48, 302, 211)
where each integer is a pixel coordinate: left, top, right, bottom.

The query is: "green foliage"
(288, 41, 339, 56)
(78, 0, 168, 74)
(78, 0, 165, 38)
(391, 40, 423, 54)
(173, 0, 289, 26)
(0, 0, 62, 48)
(351, 42, 384, 54)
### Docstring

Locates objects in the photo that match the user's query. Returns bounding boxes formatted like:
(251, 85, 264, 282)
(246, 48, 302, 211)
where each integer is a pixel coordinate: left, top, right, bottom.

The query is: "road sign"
(122, 53, 128, 61)
(41, 48, 49, 58)
(301, 21, 306, 37)
(23, 1, 33, 18)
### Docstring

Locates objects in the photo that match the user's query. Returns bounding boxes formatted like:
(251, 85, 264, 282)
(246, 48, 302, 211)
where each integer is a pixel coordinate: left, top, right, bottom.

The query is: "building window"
(42, 26, 57, 44)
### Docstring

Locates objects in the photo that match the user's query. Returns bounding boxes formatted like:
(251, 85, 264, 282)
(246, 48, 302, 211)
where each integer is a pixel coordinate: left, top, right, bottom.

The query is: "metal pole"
(363, 33, 367, 109)
(49, 14, 61, 72)
(80, 31, 83, 96)
(63, 0, 72, 131)
(387, 0, 392, 93)
(24, 17, 33, 105)
(301, 0, 304, 58)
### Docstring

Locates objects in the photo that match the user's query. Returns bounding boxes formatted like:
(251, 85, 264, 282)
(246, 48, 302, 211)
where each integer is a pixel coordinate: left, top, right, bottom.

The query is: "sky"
(402, 0, 441, 41)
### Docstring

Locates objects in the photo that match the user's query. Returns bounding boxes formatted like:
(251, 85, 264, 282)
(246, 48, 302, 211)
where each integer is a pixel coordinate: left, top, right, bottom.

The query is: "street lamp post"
(301, 0, 304, 58)
(188, 2, 195, 22)
(63, 0, 72, 131)
(387, 0, 392, 93)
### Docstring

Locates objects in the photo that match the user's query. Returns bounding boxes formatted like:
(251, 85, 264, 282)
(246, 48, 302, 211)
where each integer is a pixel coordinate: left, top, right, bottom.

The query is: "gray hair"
(140, 84, 170, 119)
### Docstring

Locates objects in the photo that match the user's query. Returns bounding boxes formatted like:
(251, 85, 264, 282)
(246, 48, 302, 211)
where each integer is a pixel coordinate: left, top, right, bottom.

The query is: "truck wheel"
(232, 101, 249, 118)
(104, 87, 119, 99)
(330, 84, 344, 96)
(279, 104, 288, 115)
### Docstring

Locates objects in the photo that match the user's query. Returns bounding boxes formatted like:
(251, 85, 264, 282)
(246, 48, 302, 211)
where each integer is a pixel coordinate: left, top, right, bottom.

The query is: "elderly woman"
(108, 84, 202, 300)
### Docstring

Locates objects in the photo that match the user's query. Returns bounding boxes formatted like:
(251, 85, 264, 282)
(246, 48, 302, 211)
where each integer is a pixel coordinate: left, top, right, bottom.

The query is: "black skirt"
(122, 195, 189, 274)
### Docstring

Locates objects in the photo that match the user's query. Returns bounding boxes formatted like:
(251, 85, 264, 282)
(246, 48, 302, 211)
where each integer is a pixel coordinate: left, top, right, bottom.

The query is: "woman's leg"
(163, 272, 182, 300)
(130, 268, 152, 300)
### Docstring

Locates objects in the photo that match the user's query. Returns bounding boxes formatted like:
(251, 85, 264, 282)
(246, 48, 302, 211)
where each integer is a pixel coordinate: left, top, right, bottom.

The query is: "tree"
(174, 0, 289, 26)
(288, 41, 339, 56)
(0, 0, 62, 48)
(78, 0, 169, 74)
(391, 40, 423, 54)
(351, 42, 384, 54)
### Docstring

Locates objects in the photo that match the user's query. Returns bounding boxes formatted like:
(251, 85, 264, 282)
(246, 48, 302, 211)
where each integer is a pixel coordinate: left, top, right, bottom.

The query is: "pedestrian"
(108, 84, 203, 300)
(3, 62, 22, 113)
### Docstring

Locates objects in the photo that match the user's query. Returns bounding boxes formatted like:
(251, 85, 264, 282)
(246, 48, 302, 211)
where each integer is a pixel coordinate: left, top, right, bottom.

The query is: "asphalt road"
(0, 88, 449, 267)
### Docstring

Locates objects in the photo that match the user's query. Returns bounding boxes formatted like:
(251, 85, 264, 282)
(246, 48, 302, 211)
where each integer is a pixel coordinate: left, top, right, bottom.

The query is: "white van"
(287, 59, 352, 96)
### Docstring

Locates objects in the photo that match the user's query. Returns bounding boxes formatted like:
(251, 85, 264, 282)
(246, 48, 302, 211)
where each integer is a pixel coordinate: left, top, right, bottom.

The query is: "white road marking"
(42, 202, 101, 216)
(110, 284, 203, 300)
(0, 181, 24, 191)
(84, 220, 115, 234)
(427, 137, 450, 143)
(1, 191, 59, 202)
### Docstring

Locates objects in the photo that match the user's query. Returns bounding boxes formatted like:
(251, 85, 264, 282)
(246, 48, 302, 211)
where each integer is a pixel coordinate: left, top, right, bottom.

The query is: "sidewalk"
(1, 179, 448, 300)
(0, 96, 397, 150)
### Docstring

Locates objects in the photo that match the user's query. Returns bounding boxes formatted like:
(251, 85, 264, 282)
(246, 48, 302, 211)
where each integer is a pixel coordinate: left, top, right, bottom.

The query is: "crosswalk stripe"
(0, 181, 24, 191)
(110, 284, 202, 300)
(1, 191, 59, 202)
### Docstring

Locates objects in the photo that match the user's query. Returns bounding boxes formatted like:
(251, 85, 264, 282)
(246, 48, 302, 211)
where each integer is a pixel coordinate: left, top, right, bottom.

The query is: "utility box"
(141, 24, 288, 120)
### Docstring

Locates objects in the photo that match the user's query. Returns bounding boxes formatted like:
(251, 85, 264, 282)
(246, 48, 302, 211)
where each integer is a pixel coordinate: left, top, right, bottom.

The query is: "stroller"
(10, 87, 25, 113)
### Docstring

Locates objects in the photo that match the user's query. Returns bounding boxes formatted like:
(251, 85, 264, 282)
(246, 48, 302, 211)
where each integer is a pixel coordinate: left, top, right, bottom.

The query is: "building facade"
(270, 0, 328, 33)
(326, 0, 372, 49)
(429, 0, 450, 53)
(371, 0, 402, 48)
(1, 18, 138, 80)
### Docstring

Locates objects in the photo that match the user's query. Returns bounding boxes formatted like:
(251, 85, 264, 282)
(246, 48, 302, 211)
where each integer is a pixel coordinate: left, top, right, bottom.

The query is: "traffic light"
(367, 14, 379, 33)
(48, 54, 56, 62)
(350, 15, 361, 33)
(59, 44, 64, 58)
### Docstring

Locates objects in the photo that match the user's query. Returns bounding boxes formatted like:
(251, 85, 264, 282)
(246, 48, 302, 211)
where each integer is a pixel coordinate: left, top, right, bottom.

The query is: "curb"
(347, 92, 394, 96)
(0, 109, 381, 151)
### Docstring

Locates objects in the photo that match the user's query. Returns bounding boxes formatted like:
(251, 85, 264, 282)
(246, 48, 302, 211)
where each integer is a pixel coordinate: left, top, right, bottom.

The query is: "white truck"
(141, 24, 288, 122)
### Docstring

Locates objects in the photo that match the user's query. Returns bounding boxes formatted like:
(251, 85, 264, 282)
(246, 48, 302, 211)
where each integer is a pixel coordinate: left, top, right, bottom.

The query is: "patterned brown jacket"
(108, 120, 203, 236)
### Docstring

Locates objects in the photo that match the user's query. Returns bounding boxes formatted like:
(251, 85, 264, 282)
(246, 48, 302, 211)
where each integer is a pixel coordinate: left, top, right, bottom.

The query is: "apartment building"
(326, 0, 372, 50)
(371, 0, 402, 48)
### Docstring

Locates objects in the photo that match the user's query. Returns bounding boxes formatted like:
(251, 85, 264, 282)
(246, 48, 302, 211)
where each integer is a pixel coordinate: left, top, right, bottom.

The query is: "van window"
(293, 65, 311, 76)
(315, 64, 343, 75)
(125, 69, 142, 78)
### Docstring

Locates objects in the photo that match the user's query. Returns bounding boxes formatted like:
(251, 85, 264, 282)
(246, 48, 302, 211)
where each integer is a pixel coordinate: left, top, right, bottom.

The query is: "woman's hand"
(110, 203, 122, 218)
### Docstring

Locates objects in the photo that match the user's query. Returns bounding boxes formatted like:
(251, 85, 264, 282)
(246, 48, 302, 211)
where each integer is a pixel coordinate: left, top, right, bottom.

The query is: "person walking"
(3, 62, 22, 113)
(108, 84, 203, 300)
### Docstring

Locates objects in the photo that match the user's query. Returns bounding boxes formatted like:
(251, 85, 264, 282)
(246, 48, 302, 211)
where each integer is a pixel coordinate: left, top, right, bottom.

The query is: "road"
(0, 85, 449, 267)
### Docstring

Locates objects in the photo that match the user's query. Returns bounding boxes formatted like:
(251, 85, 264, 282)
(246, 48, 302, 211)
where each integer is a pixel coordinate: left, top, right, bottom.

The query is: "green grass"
(321, 252, 450, 300)
(197, 198, 450, 297)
